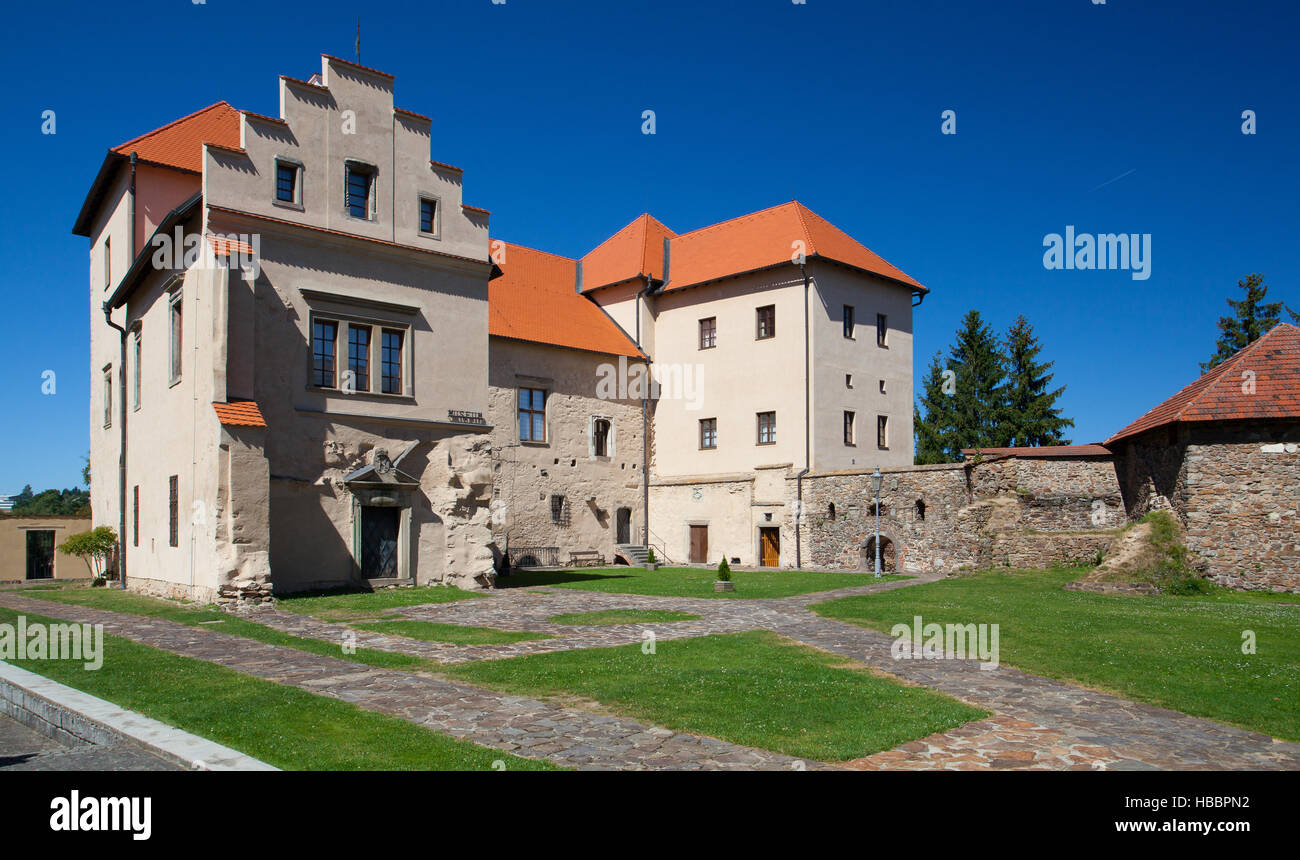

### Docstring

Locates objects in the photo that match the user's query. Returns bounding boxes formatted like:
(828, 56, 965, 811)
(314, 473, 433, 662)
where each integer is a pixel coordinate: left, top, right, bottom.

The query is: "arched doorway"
(860, 536, 896, 572)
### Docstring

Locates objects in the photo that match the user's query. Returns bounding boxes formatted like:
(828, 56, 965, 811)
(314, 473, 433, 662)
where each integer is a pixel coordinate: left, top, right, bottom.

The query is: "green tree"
(1002, 315, 1074, 447)
(914, 351, 958, 463)
(1202, 274, 1283, 372)
(10, 486, 90, 516)
(949, 310, 1010, 451)
(58, 526, 118, 580)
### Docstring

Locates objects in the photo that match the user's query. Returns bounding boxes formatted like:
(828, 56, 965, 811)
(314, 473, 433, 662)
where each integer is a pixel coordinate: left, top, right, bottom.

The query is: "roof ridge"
(582, 213, 651, 261)
(790, 201, 816, 257)
(496, 240, 577, 264)
(674, 200, 800, 239)
(113, 101, 235, 152)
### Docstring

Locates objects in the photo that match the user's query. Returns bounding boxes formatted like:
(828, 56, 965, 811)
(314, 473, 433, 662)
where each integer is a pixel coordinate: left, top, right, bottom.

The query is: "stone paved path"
(5, 574, 1299, 771)
(0, 593, 818, 771)
(0, 712, 179, 771)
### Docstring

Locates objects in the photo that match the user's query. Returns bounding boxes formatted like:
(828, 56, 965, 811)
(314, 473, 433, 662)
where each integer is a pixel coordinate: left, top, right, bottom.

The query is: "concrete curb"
(0, 660, 278, 771)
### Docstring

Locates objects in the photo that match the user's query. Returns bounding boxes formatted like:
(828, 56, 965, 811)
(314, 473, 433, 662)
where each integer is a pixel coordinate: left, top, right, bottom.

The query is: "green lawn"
(446, 630, 985, 761)
(0, 606, 560, 771)
(275, 584, 482, 621)
(504, 566, 906, 599)
(18, 586, 435, 673)
(810, 568, 1300, 741)
(548, 609, 701, 626)
(350, 619, 551, 645)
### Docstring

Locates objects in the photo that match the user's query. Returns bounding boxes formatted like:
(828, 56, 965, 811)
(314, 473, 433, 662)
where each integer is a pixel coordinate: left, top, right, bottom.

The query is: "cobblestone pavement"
(5, 574, 1299, 771)
(0, 593, 820, 771)
(0, 713, 180, 771)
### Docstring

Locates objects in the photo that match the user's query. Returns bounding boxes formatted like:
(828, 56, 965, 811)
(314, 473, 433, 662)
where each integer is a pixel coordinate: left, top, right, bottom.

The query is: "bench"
(568, 550, 606, 567)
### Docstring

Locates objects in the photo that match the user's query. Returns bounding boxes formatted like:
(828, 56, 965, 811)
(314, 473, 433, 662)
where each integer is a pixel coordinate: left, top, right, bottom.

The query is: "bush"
(646, 547, 656, 564)
(716, 557, 731, 582)
(58, 526, 118, 579)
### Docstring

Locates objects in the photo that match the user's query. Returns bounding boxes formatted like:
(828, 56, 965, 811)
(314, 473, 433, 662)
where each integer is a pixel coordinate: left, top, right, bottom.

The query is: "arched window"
(828, 502, 836, 520)
(915, 499, 926, 521)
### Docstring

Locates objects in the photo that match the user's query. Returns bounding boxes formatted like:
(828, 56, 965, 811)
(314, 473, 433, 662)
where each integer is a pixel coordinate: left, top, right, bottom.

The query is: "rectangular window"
(103, 237, 111, 290)
(879, 379, 887, 394)
(275, 161, 299, 204)
(519, 387, 547, 442)
(312, 319, 338, 387)
(876, 313, 888, 347)
(877, 415, 889, 449)
(348, 325, 371, 393)
(168, 475, 179, 548)
(593, 417, 611, 457)
(419, 197, 438, 234)
(846, 373, 854, 389)
(169, 290, 183, 383)
(700, 417, 717, 450)
(699, 317, 717, 349)
(132, 485, 139, 547)
(757, 411, 776, 445)
(381, 329, 404, 394)
(345, 162, 375, 219)
(756, 305, 776, 339)
(550, 494, 567, 525)
(132, 329, 141, 411)
(844, 411, 856, 445)
(844, 305, 855, 338)
(102, 367, 112, 428)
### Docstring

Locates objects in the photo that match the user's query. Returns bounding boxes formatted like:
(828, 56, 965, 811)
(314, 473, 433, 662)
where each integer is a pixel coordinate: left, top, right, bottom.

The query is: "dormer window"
(275, 158, 302, 206)
(419, 196, 439, 236)
(345, 161, 377, 220)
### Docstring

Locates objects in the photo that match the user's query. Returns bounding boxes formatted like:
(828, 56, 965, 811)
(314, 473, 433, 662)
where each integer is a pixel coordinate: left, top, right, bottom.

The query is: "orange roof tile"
(205, 234, 257, 257)
(212, 400, 267, 428)
(490, 243, 643, 358)
(581, 213, 677, 291)
(962, 444, 1112, 459)
(112, 102, 242, 174)
(1107, 323, 1300, 445)
(662, 201, 925, 293)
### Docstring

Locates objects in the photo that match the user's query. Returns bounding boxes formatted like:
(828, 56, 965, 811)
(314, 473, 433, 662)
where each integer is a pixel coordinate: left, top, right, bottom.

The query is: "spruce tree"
(1003, 315, 1074, 447)
(949, 310, 1009, 451)
(914, 351, 957, 464)
(1202, 274, 1283, 371)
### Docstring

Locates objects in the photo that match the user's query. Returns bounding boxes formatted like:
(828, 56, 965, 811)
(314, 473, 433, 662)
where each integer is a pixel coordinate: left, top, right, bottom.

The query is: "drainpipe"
(795, 261, 811, 568)
(636, 276, 651, 547)
(103, 300, 128, 591)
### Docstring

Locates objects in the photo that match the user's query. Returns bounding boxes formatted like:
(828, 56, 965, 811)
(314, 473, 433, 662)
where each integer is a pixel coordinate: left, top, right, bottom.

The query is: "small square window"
(756, 305, 776, 340)
(700, 418, 717, 450)
(419, 197, 438, 235)
(699, 317, 717, 349)
(756, 411, 776, 445)
(843, 305, 855, 338)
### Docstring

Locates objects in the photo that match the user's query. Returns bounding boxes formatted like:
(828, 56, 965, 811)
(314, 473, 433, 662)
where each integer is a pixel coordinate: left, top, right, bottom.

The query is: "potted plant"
(644, 547, 659, 571)
(714, 557, 734, 592)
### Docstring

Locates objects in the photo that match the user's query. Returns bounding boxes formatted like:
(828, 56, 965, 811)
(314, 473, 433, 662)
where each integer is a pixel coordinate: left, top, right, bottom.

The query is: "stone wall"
(793, 455, 1124, 574)
(1130, 421, 1299, 591)
(488, 339, 645, 567)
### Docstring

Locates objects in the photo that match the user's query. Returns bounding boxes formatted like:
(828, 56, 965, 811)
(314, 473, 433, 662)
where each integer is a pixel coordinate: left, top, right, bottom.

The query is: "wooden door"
(689, 525, 708, 563)
(759, 527, 780, 567)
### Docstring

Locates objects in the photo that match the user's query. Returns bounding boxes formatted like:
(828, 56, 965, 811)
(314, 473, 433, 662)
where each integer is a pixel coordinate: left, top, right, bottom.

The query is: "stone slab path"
(0, 593, 818, 771)
(5, 573, 1299, 771)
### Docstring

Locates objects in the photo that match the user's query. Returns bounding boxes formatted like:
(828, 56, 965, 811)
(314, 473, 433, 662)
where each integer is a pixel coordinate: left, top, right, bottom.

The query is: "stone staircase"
(616, 544, 652, 565)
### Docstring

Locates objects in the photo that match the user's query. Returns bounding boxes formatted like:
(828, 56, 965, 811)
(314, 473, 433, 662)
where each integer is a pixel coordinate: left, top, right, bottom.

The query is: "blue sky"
(2, 0, 1297, 492)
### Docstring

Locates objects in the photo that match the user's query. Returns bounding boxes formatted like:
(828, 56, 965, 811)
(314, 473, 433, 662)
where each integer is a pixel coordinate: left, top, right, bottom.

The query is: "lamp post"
(871, 466, 883, 577)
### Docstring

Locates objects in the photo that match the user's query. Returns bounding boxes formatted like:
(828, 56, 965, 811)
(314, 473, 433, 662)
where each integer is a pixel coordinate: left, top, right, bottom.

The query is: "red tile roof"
(212, 400, 267, 428)
(962, 444, 1112, 459)
(490, 243, 643, 358)
(112, 102, 242, 174)
(634, 201, 925, 294)
(581, 213, 677, 290)
(1107, 323, 1300, 445)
